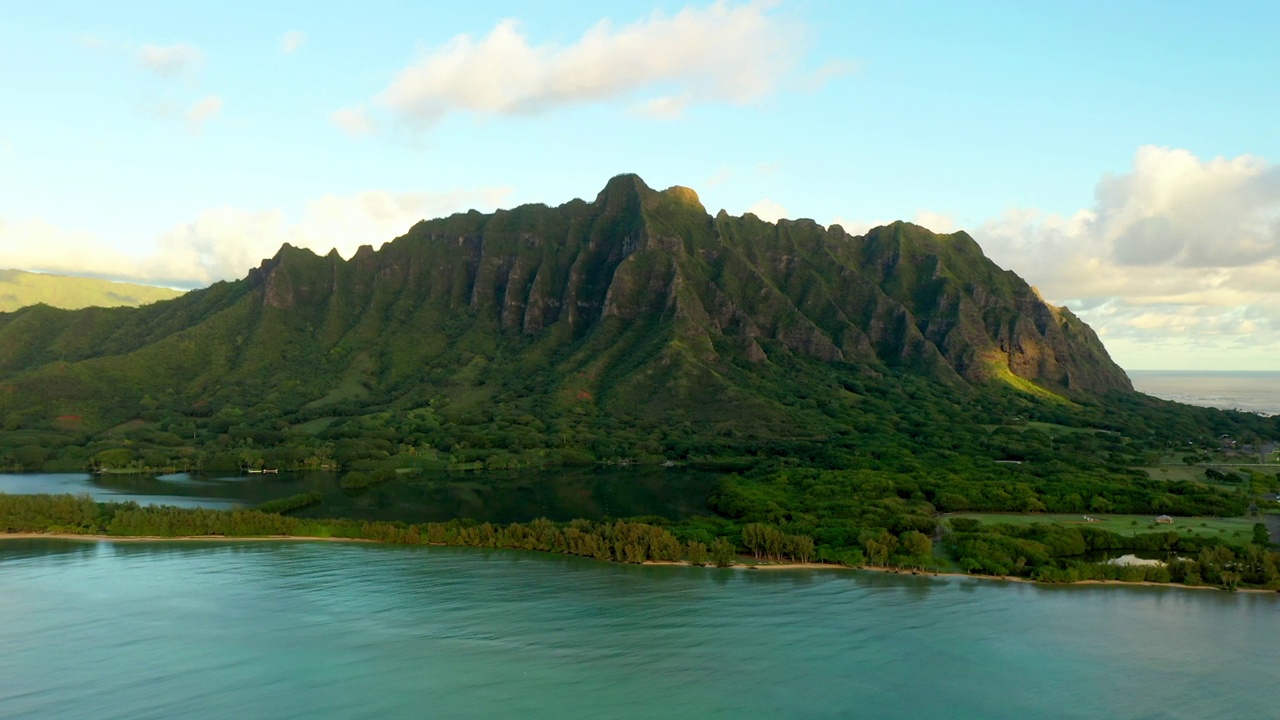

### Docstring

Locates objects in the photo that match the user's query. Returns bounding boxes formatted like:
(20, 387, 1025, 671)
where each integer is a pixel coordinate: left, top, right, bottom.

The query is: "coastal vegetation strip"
(3, 493, 1277, 591)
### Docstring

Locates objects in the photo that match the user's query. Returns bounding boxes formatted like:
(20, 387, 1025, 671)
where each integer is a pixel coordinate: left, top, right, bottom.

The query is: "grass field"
(979, 421, 1096, 435)
(947, 512, 1257, 544)
(1141, 463, 1279, 489)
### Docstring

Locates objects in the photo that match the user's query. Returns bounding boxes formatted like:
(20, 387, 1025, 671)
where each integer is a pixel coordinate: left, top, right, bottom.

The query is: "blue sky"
(2, 1, 1278, 370)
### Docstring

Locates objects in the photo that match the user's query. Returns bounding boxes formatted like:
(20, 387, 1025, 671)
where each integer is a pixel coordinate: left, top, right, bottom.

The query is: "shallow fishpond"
(0, 467, 719, 523)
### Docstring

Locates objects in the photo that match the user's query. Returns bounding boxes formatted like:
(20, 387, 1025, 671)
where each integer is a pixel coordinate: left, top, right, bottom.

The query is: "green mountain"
(0, 269, 184, 313)
(0, 174, 1270, 472)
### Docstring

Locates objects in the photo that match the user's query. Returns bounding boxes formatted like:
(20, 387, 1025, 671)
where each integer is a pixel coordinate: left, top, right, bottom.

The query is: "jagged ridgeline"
(0, 174, 1133, 451)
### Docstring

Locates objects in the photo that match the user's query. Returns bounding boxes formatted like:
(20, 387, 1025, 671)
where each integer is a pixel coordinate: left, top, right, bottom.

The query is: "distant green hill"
(0, 269, 184, 313)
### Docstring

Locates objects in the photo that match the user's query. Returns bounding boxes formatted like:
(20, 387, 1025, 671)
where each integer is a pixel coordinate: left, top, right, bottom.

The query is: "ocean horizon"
(1127, 370, 1280, 416)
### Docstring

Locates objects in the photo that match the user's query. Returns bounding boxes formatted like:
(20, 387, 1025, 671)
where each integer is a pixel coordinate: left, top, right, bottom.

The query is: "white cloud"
(0, 188, 512, 288)
(973, 146, 1280, 369)
(78, 34, 108, 51)
(704, 167, 732, 188)
(0, 218, 110, 272)
(362, 1, 804, 129)
(747, 199, 788, 223)
(912, 210, 956, 234)
(185, 95, 223, 132)
(290, 189, 512, 258)
(631, 95, 689, 120)
(800, 58, 860, 92)
(331, 105, 376, 137)
(137, 43, 203, 78)
(828, 210, 957, 237)
(280, 30, 307, 54)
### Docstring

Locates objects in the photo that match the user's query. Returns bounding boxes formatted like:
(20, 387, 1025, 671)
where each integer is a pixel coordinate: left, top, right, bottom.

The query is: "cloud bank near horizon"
(973, 146, 1280, 368)
(0, 188, 511, 288)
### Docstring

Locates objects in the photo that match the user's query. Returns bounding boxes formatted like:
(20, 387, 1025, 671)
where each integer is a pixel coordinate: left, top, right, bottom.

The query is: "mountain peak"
(0, 173, 1134, 446)
(595, 173, 653, 207)
(658, 185, 703, 211)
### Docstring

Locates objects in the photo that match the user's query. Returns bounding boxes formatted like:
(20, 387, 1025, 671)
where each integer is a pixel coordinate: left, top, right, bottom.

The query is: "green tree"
(899, 530, 932, 561)
(863, 529, 898, 567)
(786, 534, 815, 564)
(1253, 522, 1271, 547)
(685, 540, 709, 566)
(710, 537, 736, 567)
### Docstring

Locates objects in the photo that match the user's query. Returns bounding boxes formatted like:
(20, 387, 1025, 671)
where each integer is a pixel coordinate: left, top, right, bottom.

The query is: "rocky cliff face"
(0, 174, 1131, 433)
(241, 173, 1129, 395)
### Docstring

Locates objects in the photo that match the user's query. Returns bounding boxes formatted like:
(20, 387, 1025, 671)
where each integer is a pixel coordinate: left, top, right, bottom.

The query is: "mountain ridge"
(0, 174, 1130, 449)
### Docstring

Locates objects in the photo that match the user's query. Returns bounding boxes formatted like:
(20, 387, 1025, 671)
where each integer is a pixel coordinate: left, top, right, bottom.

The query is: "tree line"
(0, 494, 805, 568)
(3, 493, 1277, 589)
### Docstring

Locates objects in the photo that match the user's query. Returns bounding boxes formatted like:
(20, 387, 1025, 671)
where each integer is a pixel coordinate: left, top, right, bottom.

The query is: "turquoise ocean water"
(1, 540, 1276, 720)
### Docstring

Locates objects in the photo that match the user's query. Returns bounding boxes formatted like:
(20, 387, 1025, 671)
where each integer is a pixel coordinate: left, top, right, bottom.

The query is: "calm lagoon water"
(0, 466, 717, 523)
(1, 540, 1277, 720)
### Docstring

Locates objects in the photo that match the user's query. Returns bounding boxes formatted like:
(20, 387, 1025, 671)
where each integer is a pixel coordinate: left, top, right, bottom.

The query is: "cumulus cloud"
(78, 34, 108, 51)
(631, 95, 690, 120)
(137, 43, 203, 77)
(185, 95, 223, 132)
(0, 218, 111, 273)
(974, 146, 1280, 368)
(0, 187, 512, 288)
(331, 105, 376, 137)
(362, 1, 804, 129)
(800, 58, 860, 92)
(912, 210, 957, 234)
(280, 30, 307, 54)
(746, 199, 788, 223)
(828, 210, 957, 237)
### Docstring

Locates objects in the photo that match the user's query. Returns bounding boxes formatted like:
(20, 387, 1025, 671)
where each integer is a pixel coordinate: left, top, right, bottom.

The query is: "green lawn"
(978, 421, 1097, 435)
(947, 512, 1256, 544)
(291, 416, 338, 434)
(1141, 463, 1277, 489)
(1025, 421, 1095, 435)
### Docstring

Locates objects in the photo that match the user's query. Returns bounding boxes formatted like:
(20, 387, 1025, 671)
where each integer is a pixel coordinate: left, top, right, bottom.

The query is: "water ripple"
(0, 541, 1275, 720)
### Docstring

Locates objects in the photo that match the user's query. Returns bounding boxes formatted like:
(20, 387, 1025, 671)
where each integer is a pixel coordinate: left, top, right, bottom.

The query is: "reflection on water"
(0, 467, 718, 523)
(0, 541, 1276, 720)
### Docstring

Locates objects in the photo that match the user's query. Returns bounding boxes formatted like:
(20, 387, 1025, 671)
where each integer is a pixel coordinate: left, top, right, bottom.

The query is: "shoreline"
(653, 559, 1280, 594)
(0, 532, 373, 544)
(4, 532, 1275, 594)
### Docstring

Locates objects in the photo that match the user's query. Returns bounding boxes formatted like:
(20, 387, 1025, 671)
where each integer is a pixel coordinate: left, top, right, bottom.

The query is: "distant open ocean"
(1128, 371, 1280, 416)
